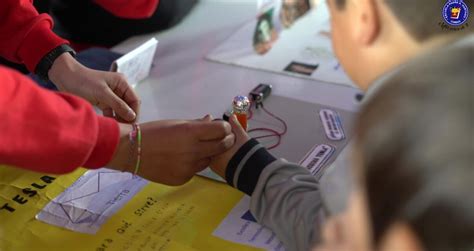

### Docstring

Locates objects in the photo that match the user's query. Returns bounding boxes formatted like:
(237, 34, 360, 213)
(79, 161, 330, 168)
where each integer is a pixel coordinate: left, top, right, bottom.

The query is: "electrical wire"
(247, 104, 288, 150)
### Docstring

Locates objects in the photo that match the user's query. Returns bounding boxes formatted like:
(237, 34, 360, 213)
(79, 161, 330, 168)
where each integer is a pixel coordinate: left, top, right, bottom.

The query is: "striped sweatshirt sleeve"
(225, 138, 327, 251)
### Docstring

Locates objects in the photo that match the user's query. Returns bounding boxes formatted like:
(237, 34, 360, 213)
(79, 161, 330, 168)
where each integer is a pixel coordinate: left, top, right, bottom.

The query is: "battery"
(249, 83, 272, 106)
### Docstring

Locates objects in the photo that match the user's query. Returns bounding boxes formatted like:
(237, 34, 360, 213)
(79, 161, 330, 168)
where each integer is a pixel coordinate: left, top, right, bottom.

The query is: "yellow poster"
(0, 165, 261, 251)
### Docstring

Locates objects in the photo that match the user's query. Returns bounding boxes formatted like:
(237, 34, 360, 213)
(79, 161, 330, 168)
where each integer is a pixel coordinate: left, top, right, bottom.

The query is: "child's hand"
(209, 115, 251, 179)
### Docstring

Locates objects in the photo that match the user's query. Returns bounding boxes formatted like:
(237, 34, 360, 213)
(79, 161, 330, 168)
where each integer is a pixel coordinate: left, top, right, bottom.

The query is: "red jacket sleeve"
(0, 0, 68, 73)
(0, 66, 119, 174)
(93, 0, 159, 19)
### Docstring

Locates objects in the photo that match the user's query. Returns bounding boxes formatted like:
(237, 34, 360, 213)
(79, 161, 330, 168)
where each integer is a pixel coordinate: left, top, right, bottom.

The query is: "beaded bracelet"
(133, 123, 142, 175)
(128, 124, 142, 176)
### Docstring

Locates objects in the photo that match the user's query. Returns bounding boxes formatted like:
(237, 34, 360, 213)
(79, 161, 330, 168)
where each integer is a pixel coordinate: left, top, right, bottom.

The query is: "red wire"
(261, 106, 288, 135)
(247, 104, 288, 150)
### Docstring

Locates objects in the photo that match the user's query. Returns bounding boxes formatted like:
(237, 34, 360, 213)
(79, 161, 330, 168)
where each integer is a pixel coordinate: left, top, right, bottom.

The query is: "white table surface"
(112, 0, 361, 123)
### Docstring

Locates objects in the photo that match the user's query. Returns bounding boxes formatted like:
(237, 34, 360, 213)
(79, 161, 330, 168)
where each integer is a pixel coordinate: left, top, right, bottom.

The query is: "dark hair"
(333, 0, 473, 41)
(355, 43, 474, 250)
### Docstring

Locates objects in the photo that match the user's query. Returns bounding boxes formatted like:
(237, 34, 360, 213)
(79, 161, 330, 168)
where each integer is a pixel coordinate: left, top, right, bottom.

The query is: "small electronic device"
(232, 95, 251, 131)
(223, 83, 272, 121)
(222, 96, 251, 129)
(249, 83, 272, 108)
(222, 84, 287, 150)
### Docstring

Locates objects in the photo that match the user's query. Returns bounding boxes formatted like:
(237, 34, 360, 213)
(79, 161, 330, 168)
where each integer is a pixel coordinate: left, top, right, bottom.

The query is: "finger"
(120, 85, 141, 121)
(195, 114, 213, 122)
(197, 133, 235, 158)
(110, 73, 141, 120)
(205, 114, 214, 121)
(230, 114, 249, 138)
(103, 89, 137, 122)
(194, 121, 232, 141)
(102, 108, 115, 118)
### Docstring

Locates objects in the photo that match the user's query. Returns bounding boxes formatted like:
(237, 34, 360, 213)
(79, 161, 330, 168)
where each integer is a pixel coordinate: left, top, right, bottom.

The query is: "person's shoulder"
(411, 35, 472, 76)
(387, 35, 473, 89)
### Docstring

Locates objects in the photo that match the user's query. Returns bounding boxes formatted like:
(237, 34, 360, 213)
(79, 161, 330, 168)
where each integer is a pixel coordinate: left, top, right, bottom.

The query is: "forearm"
(107, 123, 134, 173)
(0, 0, 68, 72)
(0, 67, 119, 174)
(225, 139, 325, 251)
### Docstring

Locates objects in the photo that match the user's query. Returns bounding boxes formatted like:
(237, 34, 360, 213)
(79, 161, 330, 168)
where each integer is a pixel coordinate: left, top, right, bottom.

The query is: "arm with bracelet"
(0, 66, 234, 186)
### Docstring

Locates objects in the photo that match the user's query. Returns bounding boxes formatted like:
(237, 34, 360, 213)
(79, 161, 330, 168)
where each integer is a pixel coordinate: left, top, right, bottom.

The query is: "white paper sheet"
(213, 196, 286, 251)
(110, 38, 158, 88)
(36, 168, 148, 234)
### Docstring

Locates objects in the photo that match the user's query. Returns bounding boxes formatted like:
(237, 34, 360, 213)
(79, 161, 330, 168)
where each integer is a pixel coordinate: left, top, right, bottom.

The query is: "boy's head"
(315, 44, 473, 251)
(327, 0, 473, 89)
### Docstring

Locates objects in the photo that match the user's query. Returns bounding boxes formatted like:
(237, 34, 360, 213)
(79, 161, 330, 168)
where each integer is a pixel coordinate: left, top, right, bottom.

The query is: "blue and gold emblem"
(443, 0, 469, 26)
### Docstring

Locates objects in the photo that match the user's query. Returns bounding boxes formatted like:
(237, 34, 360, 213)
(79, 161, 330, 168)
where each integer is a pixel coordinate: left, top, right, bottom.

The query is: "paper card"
(36, 168, 148, 234)
(319, 109, 346, 141)
(197, 168, 226, 183)
(213, 196, 285, 251)
(110, 38, 158, 88)
(299, 143, 335, 179)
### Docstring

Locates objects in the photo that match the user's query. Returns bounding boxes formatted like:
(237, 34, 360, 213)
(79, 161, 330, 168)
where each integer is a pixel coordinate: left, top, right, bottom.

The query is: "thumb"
(104, 89, 137, 122)
(230, 114, 248, 138)
(194, 114, 213, 122)
(199, 114, 213, 122)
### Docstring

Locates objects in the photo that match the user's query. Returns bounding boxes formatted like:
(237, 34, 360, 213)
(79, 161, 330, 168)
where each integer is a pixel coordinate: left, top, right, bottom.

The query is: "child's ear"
(353, 0, 380, 46)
